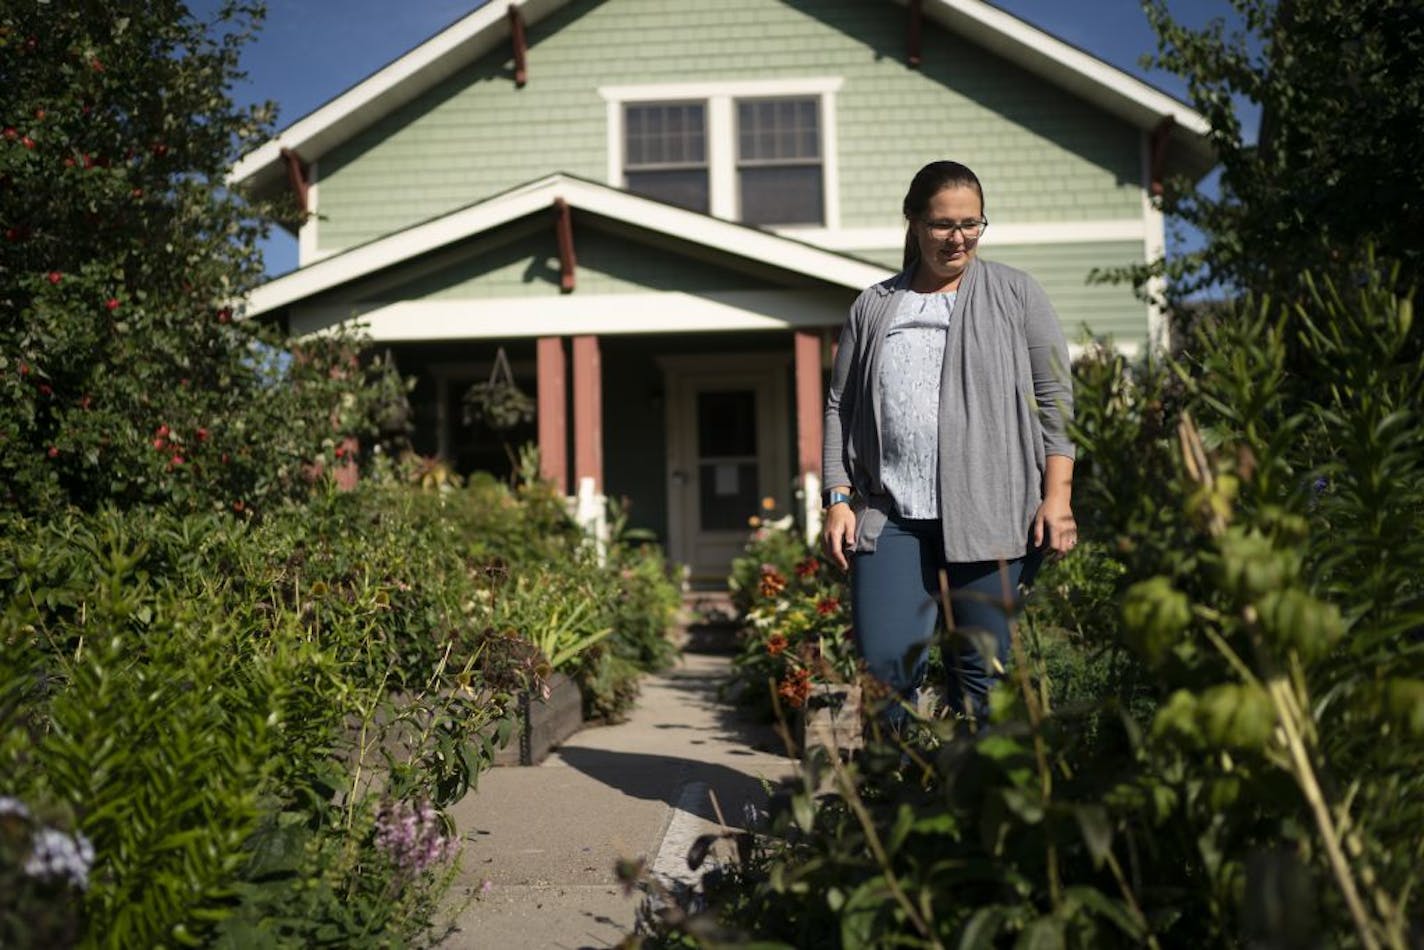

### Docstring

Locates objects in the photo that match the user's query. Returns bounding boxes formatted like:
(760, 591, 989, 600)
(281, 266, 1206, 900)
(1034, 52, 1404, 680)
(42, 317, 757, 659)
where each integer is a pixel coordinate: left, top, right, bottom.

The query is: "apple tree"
(0, 1, 375, 517)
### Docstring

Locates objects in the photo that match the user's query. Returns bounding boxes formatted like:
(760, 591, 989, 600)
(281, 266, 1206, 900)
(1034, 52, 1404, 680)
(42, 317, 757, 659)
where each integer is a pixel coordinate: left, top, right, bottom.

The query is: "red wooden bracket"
(279, 147, 309, 213)
(908, 0, 924, 69)
(1149, 115, 1176, 197)
(508, 5, 528, 87)
(554, 197, 576, 293)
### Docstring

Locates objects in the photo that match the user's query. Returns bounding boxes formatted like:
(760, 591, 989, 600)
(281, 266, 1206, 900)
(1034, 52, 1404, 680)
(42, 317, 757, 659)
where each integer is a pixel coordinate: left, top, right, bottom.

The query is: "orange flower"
(816, 596, 840, 616)
(777, 668, 813, 708)
(759, 565, 788, 599)
(766, 634, 789, 656)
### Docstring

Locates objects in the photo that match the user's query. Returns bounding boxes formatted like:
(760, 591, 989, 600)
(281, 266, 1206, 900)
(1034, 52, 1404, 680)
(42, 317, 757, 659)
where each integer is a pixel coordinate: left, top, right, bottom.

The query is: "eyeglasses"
(923, 217, 988, 240)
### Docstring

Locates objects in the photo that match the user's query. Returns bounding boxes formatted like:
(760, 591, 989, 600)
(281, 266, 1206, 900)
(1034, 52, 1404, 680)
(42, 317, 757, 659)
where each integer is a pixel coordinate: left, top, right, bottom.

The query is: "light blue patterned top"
(877, 289, 956, 518)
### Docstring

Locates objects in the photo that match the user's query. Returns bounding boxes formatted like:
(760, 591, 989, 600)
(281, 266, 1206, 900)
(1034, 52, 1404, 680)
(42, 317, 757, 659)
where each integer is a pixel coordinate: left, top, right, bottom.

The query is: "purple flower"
(374, 798, 460, 878)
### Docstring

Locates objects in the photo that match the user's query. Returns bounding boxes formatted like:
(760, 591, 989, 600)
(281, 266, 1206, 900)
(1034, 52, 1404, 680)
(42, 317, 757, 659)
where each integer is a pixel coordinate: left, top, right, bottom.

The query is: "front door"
(661, 355, 789, 586)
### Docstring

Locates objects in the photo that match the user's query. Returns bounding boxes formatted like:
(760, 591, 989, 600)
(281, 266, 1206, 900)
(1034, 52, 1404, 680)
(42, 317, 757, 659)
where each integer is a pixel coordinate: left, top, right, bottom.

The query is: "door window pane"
(699, 462, 758, 530)
(696, 390, 758, 531)
(697, 391, 756, 457)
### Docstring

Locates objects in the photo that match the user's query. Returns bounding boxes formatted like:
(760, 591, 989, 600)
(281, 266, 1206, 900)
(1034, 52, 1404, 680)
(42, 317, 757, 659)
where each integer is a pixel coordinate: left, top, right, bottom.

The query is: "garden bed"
(491, 672, 584, 766)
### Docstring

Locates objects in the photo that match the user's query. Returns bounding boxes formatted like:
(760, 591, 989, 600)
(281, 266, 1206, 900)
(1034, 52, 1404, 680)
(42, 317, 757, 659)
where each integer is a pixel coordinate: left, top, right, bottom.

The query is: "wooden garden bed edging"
(491, 672, 584, 766)
(795, 682, 862, 758)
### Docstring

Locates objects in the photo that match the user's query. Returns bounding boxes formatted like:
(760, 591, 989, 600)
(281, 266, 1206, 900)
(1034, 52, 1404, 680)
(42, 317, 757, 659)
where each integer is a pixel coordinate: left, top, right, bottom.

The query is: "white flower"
(23, 827, 95, 891)
(0, 796, 31, 819)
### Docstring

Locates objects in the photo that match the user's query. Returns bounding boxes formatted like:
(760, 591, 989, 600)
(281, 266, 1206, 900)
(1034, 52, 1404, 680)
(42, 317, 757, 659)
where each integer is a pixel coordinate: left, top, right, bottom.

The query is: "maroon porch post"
(572, 335, 603, 494)
(536, 336, 568, 493)
(794, 328, 823, 495)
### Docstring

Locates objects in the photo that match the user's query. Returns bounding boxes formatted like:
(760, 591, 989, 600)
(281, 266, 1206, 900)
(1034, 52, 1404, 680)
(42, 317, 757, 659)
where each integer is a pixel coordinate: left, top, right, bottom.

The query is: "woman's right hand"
(822, 504, 857, 571)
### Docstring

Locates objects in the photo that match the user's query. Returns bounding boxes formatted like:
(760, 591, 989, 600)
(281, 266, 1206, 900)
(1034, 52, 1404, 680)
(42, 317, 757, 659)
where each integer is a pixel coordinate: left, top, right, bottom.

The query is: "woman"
(821, 160, 1076, 727)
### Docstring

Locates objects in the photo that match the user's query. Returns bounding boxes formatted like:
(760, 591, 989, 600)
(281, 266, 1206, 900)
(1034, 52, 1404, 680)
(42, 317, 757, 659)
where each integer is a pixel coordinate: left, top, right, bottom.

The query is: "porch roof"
(241, 172, 894, 321)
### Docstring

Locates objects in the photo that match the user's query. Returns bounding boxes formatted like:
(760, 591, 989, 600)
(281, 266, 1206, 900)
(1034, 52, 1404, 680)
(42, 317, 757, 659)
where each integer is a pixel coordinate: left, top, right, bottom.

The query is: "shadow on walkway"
(557, 745, 781, 819)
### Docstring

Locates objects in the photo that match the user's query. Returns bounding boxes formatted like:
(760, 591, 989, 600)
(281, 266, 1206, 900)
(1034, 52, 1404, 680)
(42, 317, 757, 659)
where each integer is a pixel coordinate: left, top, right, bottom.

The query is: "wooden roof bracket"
(907, 0, 924, 69)
(1149, 115, 1176, 197)
(279, 147, 309, 214)
(554, 197, 576, 293)
(508, 4, 528, 87)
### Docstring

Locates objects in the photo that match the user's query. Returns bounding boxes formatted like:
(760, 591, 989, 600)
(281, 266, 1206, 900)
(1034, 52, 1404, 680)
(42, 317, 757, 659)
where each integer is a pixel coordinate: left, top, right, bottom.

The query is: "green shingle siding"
(355, 225, 784, 303)
(316, 0, 1145, 251)
(983, 242, 1148, 345)
(845, 242, 1148, 345)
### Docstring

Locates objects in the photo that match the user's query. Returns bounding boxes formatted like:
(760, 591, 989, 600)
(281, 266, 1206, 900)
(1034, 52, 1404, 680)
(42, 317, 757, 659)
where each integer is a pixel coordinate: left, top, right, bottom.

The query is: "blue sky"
(206, 0, 1249, 276)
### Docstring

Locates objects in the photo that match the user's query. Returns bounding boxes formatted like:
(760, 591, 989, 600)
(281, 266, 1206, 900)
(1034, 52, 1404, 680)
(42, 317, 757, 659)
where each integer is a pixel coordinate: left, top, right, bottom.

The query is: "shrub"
(637, 264, 1424, 949)
(0, 470, 683, 946)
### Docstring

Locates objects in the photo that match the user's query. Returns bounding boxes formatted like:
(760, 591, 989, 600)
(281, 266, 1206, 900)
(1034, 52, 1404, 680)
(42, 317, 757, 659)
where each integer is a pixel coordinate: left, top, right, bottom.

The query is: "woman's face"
(912, 185, 984, 287)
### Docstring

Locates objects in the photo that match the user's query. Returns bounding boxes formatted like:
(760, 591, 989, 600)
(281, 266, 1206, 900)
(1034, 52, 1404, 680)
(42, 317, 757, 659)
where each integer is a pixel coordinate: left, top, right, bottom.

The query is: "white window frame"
(600, 78, 842, 229)
(621, 99, 713, 215)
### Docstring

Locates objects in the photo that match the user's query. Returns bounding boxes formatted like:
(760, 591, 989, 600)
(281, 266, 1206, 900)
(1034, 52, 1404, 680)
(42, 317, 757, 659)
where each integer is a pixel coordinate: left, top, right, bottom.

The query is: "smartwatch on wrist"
(822, 488, 853, 509)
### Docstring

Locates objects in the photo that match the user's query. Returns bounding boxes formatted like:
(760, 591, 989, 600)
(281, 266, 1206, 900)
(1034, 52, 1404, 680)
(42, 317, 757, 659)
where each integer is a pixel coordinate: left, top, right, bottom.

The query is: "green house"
(231, 0, 1212, 584)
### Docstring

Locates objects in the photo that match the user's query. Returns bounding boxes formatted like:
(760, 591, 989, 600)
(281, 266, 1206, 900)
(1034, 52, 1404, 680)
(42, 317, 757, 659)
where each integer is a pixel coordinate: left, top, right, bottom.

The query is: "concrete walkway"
(443, 633, 796, 949)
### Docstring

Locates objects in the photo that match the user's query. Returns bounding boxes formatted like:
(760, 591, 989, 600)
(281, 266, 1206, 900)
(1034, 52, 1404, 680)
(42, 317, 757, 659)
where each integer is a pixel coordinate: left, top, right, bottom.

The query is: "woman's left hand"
(1032, 495, 1077, 557)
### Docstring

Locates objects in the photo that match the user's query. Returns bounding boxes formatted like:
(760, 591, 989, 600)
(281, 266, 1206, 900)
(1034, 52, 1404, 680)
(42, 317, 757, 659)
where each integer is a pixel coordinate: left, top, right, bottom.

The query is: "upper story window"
(736, 97, 822, 226)
(623, 102, 709, 214)
(604, 79, 841, 230)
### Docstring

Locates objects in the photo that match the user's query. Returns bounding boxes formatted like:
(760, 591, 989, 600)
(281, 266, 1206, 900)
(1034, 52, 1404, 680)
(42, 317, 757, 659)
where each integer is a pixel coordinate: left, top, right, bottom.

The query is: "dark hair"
(901, 161, 985, 271)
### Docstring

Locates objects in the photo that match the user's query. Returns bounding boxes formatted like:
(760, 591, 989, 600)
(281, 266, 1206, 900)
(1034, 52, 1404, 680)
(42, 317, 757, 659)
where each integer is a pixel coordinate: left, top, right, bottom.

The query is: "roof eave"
(227, 0, 571, 201)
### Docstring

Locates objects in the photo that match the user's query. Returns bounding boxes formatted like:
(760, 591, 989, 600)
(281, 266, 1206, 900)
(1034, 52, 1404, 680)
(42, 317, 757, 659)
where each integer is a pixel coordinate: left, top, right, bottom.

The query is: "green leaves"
(2, 477, 682, 946)
(1120, 576, 1191, 665)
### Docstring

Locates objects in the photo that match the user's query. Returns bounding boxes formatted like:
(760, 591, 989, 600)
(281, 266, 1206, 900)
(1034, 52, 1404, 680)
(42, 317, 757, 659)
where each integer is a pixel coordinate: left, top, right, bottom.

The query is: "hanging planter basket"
(462, 347, 535, 433)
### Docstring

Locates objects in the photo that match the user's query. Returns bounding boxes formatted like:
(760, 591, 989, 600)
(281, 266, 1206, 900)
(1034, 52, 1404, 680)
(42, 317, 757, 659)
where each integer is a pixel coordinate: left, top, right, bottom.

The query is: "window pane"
(737, 97, 820, 161)
(625, 103, 706, 168)
(697, 391, 757, 457)
(625, 168, 710, 213)
(699, 461, 759, 530)
(739, 166, 823, 226)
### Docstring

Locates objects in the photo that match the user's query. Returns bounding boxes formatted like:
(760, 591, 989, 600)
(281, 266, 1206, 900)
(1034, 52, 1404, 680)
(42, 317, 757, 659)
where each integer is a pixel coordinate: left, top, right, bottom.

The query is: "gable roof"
(229, 0, 1215, 202)
(241, 172, 893, 319)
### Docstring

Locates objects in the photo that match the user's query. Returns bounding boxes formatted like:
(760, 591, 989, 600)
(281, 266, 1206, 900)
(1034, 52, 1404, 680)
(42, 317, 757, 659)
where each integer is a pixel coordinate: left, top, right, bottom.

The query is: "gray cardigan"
(822, 257, 1075, 562)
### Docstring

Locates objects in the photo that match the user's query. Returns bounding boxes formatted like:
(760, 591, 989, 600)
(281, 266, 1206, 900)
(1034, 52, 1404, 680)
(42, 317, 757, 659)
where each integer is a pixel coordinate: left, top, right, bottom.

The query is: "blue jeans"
(850, 514, 1041, 728)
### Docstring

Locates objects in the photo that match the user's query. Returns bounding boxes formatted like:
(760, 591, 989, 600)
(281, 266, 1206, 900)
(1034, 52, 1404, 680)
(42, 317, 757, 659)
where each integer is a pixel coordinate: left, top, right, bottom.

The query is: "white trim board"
(242, 173, 892, 319)
(1139, 130, 1170, 352)
(291, 293, 1142, 362)
(289, 289, 851, 341)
